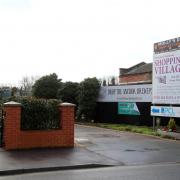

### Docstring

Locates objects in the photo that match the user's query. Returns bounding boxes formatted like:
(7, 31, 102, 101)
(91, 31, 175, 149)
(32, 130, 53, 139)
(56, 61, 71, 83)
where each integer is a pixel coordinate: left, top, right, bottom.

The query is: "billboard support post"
(152, 103, 155, 131)
(153, 116, 155, 131)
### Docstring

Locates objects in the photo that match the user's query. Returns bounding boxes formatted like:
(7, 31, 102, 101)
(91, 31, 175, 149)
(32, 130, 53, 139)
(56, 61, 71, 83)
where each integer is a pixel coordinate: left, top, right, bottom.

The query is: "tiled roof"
(120, 62, 152, 76)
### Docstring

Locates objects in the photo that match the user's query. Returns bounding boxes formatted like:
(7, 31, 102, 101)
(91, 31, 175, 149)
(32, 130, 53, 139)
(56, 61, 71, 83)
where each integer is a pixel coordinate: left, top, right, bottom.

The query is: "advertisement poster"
(153, 37, 180, 104)
(151, 106, 180, 118)
(97, 84, 152, 102)
(118, 102, 140, 115)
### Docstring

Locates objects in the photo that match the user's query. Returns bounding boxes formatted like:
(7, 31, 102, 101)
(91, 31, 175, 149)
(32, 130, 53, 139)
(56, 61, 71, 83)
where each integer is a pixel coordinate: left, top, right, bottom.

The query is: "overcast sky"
(0, 0, 180, 86)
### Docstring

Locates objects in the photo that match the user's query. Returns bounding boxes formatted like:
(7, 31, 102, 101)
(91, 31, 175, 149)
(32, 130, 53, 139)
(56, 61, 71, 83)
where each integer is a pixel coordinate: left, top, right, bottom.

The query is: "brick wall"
(3, 102, 75, 150)
(119, 72, 152, 83)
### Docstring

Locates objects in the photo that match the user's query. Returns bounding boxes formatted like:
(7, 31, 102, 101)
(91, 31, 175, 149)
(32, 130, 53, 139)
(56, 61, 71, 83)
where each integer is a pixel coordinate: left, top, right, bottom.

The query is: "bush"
(57, 81, 79, 105)
(12, 97, 61, 130)
(77, 77, 100, 121)
(168, 118, 176, 131)
(32, 73, 62, 99)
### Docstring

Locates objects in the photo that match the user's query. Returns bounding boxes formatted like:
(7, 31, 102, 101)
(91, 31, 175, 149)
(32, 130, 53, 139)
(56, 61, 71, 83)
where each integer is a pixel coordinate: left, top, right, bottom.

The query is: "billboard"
(153, 37, 180, 104)
(97, 84, 152, 102)
(151, 106, 180, 118)
(118, 102, 140, 115)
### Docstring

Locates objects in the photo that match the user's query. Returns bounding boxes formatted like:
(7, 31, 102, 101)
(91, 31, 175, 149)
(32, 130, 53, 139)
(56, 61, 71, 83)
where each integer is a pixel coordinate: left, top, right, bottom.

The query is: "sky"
(0, 0, 180, 86)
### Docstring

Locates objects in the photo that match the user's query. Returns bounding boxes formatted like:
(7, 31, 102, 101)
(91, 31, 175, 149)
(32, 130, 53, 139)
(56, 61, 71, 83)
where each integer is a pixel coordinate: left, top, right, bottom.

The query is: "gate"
(0, 109, 5, 147)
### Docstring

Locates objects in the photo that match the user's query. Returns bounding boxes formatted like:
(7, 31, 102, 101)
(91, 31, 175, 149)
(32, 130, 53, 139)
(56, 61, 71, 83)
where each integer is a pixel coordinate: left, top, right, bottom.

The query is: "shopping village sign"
(97, 84, 152, 102)
(151, 37, 180, 117)
(152, 37, 180, 104)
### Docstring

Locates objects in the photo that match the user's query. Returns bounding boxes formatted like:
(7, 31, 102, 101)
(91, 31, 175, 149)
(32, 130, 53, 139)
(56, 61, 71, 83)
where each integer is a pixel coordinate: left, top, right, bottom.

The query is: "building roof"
(119, 62, 152, 76)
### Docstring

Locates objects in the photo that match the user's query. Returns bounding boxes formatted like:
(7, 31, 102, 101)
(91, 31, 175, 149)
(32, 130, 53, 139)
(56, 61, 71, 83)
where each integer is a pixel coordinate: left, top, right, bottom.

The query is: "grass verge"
(77, 122, 177, 140)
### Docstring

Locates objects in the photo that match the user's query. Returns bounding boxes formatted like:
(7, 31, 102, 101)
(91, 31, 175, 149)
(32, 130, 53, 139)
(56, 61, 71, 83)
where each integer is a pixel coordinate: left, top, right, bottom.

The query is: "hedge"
(11, 97, 61, 130)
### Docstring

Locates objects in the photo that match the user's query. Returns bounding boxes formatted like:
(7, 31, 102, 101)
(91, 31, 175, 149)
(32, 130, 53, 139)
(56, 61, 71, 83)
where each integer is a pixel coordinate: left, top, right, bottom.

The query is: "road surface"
(0, 163, 179, 180)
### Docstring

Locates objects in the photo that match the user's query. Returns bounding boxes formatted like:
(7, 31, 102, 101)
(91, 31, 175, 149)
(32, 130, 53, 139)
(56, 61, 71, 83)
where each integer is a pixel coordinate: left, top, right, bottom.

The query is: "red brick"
(119, 73, 152, 83)
(3, 103, 75, 150)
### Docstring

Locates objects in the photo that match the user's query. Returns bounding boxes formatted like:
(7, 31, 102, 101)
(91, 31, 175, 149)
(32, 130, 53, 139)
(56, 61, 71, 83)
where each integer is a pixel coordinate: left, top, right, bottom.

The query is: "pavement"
(0, 124, 180, 176)
(0, 148, 115, 175)
(157, 129, 180, 140)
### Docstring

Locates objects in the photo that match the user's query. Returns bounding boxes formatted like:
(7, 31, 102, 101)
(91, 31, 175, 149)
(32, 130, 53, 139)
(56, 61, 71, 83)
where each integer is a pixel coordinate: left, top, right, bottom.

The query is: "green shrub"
(77, 77, 100, 120)
(32, 73, 62, 99)
(13, 97, 61, 130)
(168, 118, 176, 131)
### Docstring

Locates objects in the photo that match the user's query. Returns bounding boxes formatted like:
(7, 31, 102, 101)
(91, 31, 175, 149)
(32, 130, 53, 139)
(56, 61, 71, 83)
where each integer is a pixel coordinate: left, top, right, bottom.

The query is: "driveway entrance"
(75, 124, 180, 165)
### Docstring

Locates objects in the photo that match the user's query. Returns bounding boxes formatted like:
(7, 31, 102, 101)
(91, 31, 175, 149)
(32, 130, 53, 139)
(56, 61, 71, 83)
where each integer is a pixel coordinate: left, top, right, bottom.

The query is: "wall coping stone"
(59, 102, 76, 107)
(4, 101, 21, 107)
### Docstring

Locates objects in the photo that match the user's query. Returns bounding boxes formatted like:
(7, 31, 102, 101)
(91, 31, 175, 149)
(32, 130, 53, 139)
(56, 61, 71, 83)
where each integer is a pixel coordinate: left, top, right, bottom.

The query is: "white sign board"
(153, 37, 180, 104)
(151, 106, 180, 118)
(97, 84, 152, 102)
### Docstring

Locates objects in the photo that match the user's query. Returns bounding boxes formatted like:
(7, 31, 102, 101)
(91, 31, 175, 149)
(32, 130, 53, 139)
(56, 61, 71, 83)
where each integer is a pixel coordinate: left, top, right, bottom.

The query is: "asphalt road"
(0, 124, 180, 179)
(75, 125, 180, 166)
(1, 163, 179, 180)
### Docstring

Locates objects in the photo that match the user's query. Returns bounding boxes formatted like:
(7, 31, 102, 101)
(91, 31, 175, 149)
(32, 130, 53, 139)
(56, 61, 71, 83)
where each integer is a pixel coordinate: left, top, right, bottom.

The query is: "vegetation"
(13, 97, 61, 130)
(77, 77, 100, 121)
(102, 79, 107, 86)
(32, 73, 62, 99)
(1, 74, 103, 127)
(80, 123, 158, 135)
(78, 122, 180, 139)
(11, 87, 18, 97)
(57, 81, 79, 105)
(19, 76, 38, 96)
(168, 118, 176, 131)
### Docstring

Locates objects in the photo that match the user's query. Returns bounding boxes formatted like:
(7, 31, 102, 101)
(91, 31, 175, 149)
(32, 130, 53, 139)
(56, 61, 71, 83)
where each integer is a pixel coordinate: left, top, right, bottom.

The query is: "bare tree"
(19, 76, 39, 96)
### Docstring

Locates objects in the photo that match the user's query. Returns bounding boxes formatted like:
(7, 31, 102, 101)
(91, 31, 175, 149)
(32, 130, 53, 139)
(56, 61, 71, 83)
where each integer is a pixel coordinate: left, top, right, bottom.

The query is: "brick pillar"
(59, 103, 76, 147)
(3, 101, 21, 150)
(3, 102, 75, 150)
